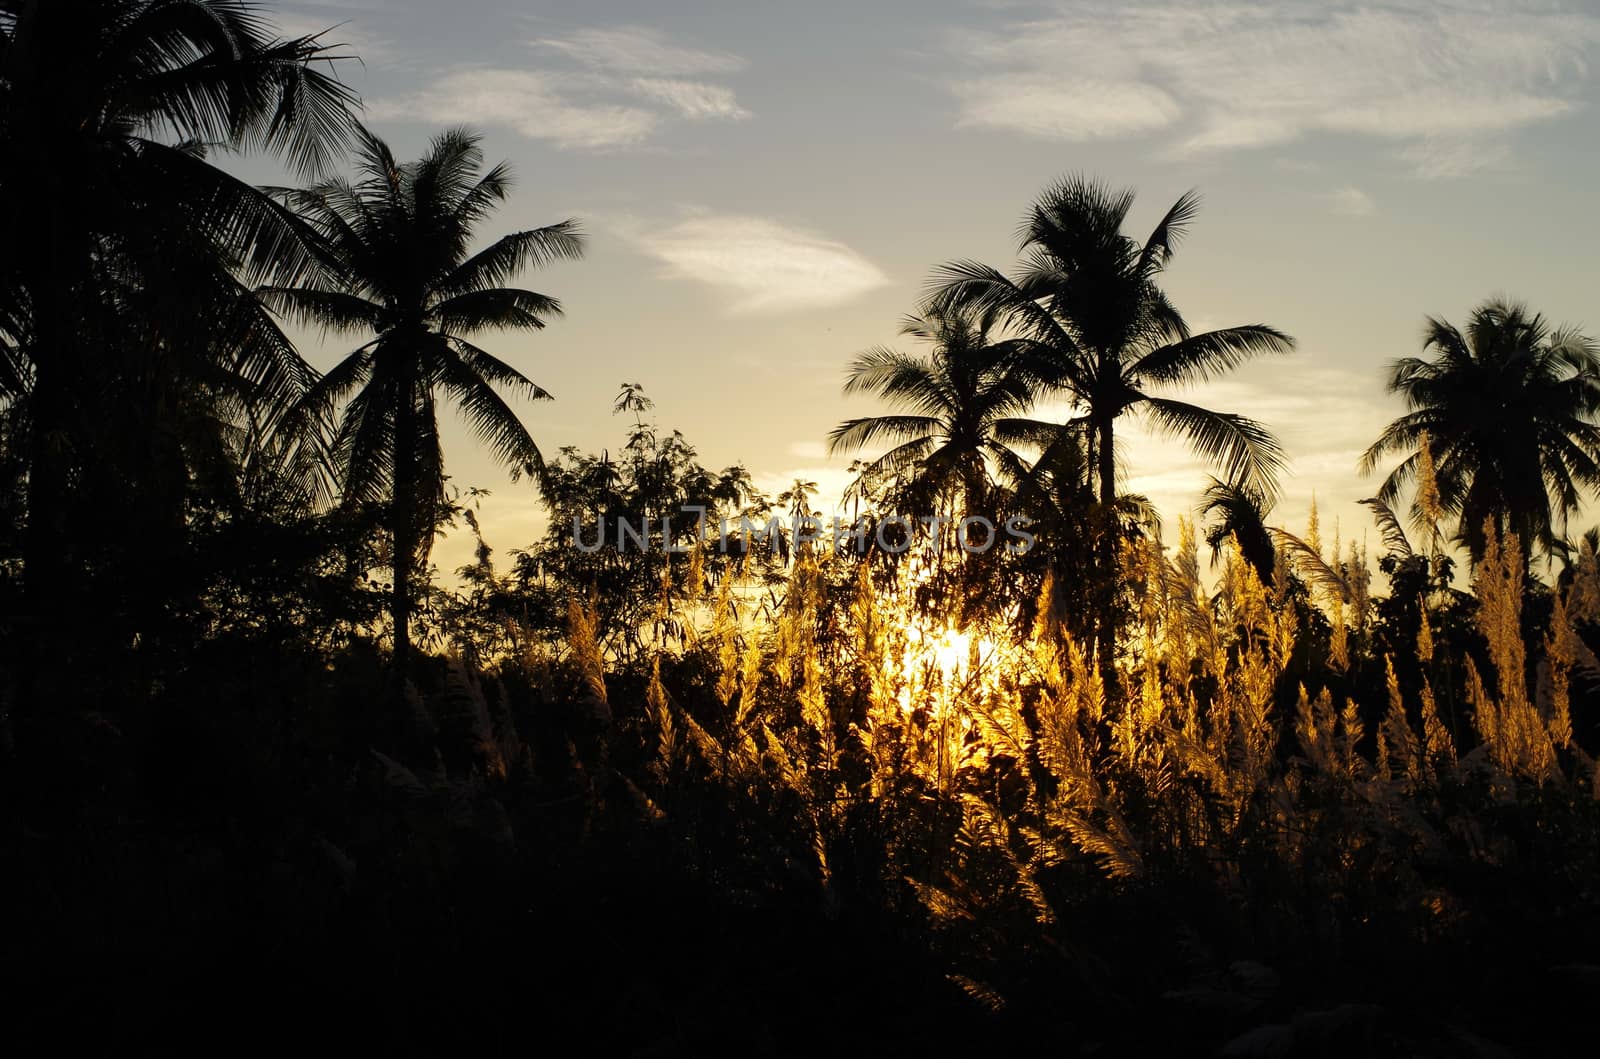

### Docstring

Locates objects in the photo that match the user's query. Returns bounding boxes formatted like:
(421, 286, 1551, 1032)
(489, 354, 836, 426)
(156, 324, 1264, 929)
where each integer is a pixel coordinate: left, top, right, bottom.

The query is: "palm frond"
(430, 287, 562, 333)
(828, 414, 942, 454)
(1270, 526, 1352, 601)
(1133, 325, 1295, 386)
(1142, 396, 1286, 500)
(432, 339, 547, 479)
(1138, 188, 1201, 274)
(1359, 497, 1415, 558)
(258, 285, 384, 334)
(435, 222, 585, 299)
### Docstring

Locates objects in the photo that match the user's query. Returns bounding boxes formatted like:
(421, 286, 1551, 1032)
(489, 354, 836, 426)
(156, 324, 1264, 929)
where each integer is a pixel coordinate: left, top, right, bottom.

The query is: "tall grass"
(517, 512, 1600, 1048)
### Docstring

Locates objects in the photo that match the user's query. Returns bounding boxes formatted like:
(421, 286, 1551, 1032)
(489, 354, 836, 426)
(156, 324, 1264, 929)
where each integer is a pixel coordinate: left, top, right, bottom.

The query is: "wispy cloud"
(945, 1, 1600, 177)
(625, 213, 890, 314)
(953, 75, 1181, 140)
(369, 26, 748, 150)
(629, 78, 749, 120)
(789, 440, 830, 461)
(1400, 138, 1513, 181)
(1327, 186, 1376, 217)
(368, 70, 659, 150)
(532, 26, 745, 77)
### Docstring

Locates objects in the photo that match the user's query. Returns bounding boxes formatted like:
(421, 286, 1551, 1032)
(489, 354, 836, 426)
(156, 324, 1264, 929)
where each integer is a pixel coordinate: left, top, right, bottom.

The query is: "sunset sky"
(250, 0, 1600, 576)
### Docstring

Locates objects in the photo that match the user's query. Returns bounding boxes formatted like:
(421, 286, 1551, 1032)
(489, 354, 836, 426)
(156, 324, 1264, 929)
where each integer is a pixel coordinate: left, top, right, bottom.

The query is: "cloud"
(627, 213, 890, 314)
(369, 26, 748, 150)
(946, 1, 1600, 176)
(368, 70, 659, 150)
(629, 78, 750, 120)
(533, 26, 745, 77)
(1327, 186, 1376, 217)
(1399, 138, 1514, 180)
(953, 75, 1181, 140)
(789, 440, 830, 461)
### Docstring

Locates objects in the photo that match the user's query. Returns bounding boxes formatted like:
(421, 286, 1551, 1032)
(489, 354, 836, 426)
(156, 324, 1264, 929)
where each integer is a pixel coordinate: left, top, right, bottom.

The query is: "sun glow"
(856, 552, 1011, 725)
(932, 628, 971, 675)
(903, 623, 997, 683)
(903, 623, 957, 672)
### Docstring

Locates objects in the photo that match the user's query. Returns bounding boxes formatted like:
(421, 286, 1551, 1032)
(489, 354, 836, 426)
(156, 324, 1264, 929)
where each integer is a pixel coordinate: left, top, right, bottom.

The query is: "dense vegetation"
(3, 3, 1599, 1054)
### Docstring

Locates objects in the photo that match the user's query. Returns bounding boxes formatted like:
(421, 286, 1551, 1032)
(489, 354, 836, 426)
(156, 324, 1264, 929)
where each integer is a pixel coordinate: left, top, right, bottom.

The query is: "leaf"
(1269, 526, 1351, 601)
(1359, 497, 1414, 558)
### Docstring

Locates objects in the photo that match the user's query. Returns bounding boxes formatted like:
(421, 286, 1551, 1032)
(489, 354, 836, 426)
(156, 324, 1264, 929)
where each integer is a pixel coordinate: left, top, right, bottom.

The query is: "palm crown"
(830, 306, 1059, 519)
(929, 176, 1294, 506)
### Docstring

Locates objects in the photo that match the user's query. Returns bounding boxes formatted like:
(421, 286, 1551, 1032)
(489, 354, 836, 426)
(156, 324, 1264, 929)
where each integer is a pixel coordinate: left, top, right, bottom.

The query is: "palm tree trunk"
(1097, 417, 1116, 509)
(392, 378, 416, 676)
(1095, 415, 1120, 702)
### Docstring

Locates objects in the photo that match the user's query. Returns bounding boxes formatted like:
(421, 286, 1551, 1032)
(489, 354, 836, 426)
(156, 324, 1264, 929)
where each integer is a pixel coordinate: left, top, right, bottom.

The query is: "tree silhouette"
(830, 306, 1058, 522)
(928, 176, 1293, 682)
(1361, 298, 1600, 561)
(928, 177, 1293, 508)
(0, 0, 359, 625)
(263, 125, 584, 671)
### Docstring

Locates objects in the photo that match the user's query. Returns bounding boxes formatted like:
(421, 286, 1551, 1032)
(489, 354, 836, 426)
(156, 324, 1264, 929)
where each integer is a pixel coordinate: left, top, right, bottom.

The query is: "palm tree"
(928, 176, 1293, 508)
(928, 176, 1293, 684)
(1361, 298, 1600, 562)
(829, 306, 1057, 522)
(263, 125, 584, 672)
(1200, 476, 1276, 581)
(0, 0, 358, 612)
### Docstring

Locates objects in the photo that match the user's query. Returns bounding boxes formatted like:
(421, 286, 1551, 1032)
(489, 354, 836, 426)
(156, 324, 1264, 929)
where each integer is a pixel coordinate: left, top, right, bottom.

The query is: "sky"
(246, 0, 1600, 578)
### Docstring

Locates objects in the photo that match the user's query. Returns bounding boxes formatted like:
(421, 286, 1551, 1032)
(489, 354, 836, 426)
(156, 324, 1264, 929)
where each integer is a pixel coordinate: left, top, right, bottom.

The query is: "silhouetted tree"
(0, 0, 358, 618)
(1361, 298, 1600, 562)
(517, 386, 767, 656)
(830, 306, 1058, 521)
(929, 176, 1293, 684)
(929, 177, 1292, 508)
(263, 125, 584, 672)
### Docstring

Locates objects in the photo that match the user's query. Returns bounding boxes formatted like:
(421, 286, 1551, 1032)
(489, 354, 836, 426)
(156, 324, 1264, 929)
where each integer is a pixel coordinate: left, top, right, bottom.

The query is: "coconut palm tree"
(262, 125, 584, 672)
(927, 176, 1293, 686)
(928, 176, 1294, 508)
(829, 306, 1059, 521)
(1361, 298, 1600, 562)
(0, 0, 358, 610)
